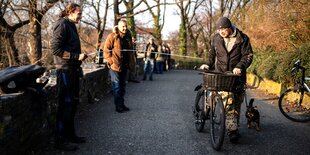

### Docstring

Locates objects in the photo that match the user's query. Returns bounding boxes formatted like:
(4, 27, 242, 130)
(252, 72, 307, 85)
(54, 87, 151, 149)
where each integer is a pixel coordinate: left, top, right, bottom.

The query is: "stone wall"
(0, 66, 110, 155)
(247, 73, 282, 96)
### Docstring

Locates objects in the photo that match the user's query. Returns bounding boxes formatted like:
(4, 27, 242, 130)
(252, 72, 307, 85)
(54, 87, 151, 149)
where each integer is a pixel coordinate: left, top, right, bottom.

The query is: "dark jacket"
(103, 31, 135, 72)
(207, 28, 253, 82)
(51, 18, 81, 69)
(156, 45, 165, 62)
(145, 43, 157, 59)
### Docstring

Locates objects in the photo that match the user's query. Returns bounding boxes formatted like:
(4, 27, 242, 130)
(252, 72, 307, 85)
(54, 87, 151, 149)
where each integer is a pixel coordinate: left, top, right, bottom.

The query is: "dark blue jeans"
(143, 58, 154, 80)
(55, 68, 82, 142)
(109, 69, 127, 109)
(156, 61, 164, 74)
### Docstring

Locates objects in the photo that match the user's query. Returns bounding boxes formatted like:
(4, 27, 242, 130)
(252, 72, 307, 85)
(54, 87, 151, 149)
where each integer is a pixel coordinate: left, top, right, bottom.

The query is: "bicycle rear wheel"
(210, 94, 225, 151)
(193, 89, 206, 132)
(278, 88, 310, 122)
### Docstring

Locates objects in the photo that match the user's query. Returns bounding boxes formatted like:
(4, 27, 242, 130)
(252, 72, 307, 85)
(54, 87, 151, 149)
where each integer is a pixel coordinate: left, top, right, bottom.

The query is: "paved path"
(41, 70, 310, 155)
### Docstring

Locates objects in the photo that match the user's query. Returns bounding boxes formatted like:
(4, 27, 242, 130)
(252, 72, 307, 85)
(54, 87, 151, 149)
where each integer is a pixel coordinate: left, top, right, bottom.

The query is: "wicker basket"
(203, 72, 239, 92)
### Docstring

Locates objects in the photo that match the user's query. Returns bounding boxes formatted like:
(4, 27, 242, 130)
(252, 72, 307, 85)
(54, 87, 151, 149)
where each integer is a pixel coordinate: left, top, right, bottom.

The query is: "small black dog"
(245, 99, 260, 131)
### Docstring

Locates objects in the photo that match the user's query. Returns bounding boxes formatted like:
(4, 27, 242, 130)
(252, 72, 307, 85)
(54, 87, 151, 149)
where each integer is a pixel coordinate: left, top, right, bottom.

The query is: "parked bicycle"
(278, 60, 310, 122)
(192, 69, 244, 150)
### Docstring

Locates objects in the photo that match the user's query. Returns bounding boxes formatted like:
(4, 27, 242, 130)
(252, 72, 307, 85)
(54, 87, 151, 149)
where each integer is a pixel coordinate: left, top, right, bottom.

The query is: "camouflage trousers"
(221, 92, 244, 132)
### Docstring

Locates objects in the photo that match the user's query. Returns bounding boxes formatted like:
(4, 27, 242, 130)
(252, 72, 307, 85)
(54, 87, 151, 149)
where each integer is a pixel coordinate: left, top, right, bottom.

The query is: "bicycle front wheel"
(193, 89, 206, 132)
(278, 88, 310, 122)
(210, 94, 225, 151)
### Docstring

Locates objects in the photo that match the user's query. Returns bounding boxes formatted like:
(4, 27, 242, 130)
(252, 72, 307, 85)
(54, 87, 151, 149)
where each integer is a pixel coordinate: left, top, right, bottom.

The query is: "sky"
(136, 1, 181, 39)
(160, 3, 181, 39)
(102, 0, 181, 40)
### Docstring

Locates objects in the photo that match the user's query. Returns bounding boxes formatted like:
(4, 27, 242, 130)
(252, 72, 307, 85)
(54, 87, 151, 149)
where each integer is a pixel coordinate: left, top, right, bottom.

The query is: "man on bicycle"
(200, 17, 253, 143)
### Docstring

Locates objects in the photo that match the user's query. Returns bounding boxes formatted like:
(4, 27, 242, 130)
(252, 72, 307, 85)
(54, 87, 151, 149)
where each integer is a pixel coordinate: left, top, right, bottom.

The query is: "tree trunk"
(8, 31, 20, 65)
(114, 0, 120, 25)
(142, 0, 164, 44)
(125, 0, 136, 39)
(177, 0, 188, 56)
(0, 28, 19, 67)
(28, 0, 43, 65)
(153, 15, 162, 44)
(96, 0, 109, 49)
(179, 14, 187, 56)
(200, 29, 209, 59)
(187, 25, 198, 57)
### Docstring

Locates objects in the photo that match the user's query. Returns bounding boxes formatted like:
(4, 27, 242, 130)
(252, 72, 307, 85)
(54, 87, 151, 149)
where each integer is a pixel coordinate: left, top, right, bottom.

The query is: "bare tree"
(110, 0, 171, 45)
(113, 0, 144, 25)
(28, 0, 59, 65)
(142, 0, 167, 44)
(185, 0, 204, 57)
(176, 0, 190, 56)
(0, 0, 30, 67)
(123, 0, 137, 39)
(213, 0, 252, 21)
(82, 0, 109, 49)
(197, 0, 213, 59)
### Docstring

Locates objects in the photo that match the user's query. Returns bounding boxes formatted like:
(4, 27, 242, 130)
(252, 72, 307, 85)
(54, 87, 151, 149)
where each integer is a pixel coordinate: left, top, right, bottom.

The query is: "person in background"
(51, 3, 88, 151)
(143, 38, 157, 81)
(127, 37, 140, 83)
(200, 17, 253, 143)
(155, 43, 166, 74)
(162, 42, 170, 71)
(103, 20, 135, 113)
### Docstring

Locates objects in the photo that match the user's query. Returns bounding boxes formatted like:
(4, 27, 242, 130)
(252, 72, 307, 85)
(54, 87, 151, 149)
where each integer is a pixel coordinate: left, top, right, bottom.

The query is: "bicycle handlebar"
(291, 59, 306, 74)
(193, 66, 240, 76)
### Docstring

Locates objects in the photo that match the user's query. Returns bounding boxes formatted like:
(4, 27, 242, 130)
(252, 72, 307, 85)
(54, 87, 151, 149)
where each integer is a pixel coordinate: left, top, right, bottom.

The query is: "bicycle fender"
(194, 84, 203, 91)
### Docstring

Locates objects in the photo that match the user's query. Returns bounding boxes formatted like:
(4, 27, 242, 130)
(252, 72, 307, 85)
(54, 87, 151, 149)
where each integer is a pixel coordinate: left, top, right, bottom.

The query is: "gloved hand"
(199, 64, 209, 70)
(233, 68, 242, 75)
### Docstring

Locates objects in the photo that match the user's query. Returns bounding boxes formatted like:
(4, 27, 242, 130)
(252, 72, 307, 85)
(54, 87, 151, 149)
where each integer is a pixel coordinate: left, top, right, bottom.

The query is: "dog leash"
(244, 84, 254, 107)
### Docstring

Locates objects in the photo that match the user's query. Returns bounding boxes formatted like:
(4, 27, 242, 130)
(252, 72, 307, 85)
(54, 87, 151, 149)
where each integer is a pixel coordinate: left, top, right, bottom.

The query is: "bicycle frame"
(201, 87, 231, 113)
(193, 69, 250, 150)
(292, 60, 309, 93)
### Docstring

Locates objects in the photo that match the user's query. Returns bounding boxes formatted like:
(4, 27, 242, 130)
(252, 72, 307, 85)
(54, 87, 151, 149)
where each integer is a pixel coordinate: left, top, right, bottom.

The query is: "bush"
(249, 42, 310, 85)
(248, 47, 278, 80)
(257, 49, 279, 80)
(173, 57, 204, 70)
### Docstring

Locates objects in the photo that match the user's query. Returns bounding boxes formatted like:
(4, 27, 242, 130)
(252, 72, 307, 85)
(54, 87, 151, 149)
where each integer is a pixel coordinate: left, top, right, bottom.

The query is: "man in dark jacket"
(143, 38, 157, 81)
(51, 3, 88, 151)
(200, 17, 253, 143)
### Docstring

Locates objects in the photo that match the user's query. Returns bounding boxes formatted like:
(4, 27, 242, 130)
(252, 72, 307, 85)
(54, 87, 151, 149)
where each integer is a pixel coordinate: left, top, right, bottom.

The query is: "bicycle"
(192, 70, 241, 151)
(278, 60, 310, 122)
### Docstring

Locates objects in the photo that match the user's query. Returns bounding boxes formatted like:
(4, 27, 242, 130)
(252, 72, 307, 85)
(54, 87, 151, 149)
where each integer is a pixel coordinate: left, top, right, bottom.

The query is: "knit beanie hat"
(216, 17, 232, 29)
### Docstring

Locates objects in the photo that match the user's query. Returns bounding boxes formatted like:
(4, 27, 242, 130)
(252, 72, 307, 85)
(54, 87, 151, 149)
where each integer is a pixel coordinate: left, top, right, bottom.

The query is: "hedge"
(248, 42, 310, 85)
